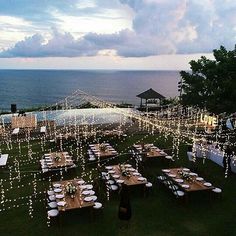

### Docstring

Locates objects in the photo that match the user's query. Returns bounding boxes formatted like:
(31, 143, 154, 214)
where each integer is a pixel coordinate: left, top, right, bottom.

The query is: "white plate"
(57, 201, 66, 206)
(183, 168, 190, 172)
(125, 164, 132, 168)
(84, 196, 93, 202)
(137, 177, 146, 181)
(168, 174, 176, 178)
(196, 177, 204, 181)
(162, 169, 170, 173)
(55, 194, 64, 199)
(189, 172, 198, 176)
(181, 184, 190, 189)
(204, 182, 212, 187)
(54, 188, 62, 193)
(77, 180, 85, 185)
(105, 166, 113, 170)
(132, 172, 141, 176)
(113, 174, 120, 179)
(116, 179, 125, 184)
(80, 185, 87, 190)
(82, 190, 90, 195)
(53, 183, 61, 188)
(85, 184, 93, 190)
(175, 178, 184, 183)
(108, 170, 115, 174)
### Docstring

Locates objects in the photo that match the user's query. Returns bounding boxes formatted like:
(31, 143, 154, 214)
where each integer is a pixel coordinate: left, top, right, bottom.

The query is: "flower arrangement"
(119, 164, 131, 177)
(54, 155, 61, 162)
(178, 170, 193, 182)
(100, 143, 107, 152)
(65, 182, 77, 197)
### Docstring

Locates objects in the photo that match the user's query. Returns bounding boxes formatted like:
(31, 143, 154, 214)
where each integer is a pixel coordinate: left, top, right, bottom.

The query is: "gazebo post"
(140, 98, 143, 107)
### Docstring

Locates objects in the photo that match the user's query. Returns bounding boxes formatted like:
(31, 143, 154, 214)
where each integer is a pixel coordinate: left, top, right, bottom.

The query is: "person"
(223, 144, 232, 174)
(118, 185, 132, 228)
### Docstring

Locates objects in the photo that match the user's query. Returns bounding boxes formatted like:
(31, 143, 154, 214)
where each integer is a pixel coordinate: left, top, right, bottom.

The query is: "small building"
(137, 88, 165, 109)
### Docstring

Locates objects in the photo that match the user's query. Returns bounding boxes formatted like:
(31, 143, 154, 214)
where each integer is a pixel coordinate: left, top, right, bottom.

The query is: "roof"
(136, 88, 165, 99)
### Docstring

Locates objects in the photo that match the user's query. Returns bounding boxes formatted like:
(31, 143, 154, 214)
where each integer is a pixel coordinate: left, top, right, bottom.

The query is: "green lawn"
(0, 133, 235, 236)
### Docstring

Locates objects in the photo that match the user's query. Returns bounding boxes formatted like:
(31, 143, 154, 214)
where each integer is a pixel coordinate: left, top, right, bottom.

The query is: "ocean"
(0, 70, 180, 111)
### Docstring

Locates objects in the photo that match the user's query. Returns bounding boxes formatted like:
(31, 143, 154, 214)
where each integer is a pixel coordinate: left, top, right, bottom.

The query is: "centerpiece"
(178, 170, 193, 182)
(119, 164, 131, 178)
(65, 182, 77, 198)
(54, 154, 61, 162)
(100, 143, 107, 152)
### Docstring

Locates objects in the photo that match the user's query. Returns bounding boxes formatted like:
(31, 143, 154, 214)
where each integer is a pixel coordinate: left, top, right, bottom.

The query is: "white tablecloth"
(0, 154, 8, 166)
(195, 144, 236, 173)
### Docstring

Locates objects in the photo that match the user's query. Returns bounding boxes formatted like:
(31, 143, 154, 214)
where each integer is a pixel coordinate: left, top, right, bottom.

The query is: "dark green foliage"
(180, 46, 236, 114)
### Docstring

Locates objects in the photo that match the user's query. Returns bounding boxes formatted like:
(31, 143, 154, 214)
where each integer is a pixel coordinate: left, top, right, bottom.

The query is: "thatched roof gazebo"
(137, 88, 165, 109)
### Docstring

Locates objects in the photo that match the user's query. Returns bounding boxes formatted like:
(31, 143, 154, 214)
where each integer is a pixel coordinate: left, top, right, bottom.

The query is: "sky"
(0, 0, 235, 70)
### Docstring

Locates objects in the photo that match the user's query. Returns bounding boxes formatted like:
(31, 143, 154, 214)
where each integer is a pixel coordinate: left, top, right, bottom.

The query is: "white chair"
(47, 209, 59, 217)
(47, 190, 55, 196)
(42, 168, 49, 173)
(108, 180, 115, 185)
(157, 175, 166, 181)
(48, 195, 56, 201)
(93, 202, 103, 209)
(212, 187, 222, 193)
(145, 182, 153, 188)
(91, 195, 98, 201)
(48, 201, 58, 209)
(174, 190, 185, 197)
(165, 155, 174, 161)
(89, 154, 96, 161)
(110, 185, 118, 191)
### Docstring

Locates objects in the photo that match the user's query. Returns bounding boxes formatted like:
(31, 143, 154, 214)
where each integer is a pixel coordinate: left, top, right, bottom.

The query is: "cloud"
(0, 0, 235, 58)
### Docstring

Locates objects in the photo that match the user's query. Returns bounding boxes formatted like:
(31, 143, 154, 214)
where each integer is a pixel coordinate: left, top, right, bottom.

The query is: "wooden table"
(47, 152, 74, 169)
(92, 144, 117, 159)
(110, 165, 147, 186)
(52, 179, 94, 212)
(134, 144, 167, 158)
(162, 168, 215, 192)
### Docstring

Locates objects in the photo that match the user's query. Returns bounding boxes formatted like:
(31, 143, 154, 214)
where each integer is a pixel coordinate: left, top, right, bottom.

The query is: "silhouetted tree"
(180, 46, 236, 114)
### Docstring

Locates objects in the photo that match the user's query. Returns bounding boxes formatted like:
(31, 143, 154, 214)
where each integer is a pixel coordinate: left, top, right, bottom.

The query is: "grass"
(0, 133, 236, 236)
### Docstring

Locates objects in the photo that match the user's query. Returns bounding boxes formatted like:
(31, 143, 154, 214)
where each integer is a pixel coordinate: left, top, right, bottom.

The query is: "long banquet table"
(108, 164, 148, 186)
(52, 179, 95, 212)
(133, 144, 167, 159)
(162, 167, 215, 193)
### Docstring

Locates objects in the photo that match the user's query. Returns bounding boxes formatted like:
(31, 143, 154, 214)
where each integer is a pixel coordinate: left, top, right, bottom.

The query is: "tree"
(180, 46, 236, 114)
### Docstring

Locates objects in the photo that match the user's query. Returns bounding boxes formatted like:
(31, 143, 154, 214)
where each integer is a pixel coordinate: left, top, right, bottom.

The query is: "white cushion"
(48, 201, 58, 208)
(145, 182, 153, 188)
(110, 185, 118, 191)
(174, 190, 185, 197)
(212, 187, 222, 193)
(47, 209, 59, 217)
(93, 202, 102, 209)
(47, 190, 55, 196)
(90, 195, 98, 201)
(49, 195, 56, 201)
(108, 180, 115, 185)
